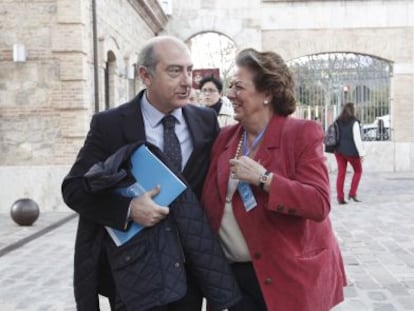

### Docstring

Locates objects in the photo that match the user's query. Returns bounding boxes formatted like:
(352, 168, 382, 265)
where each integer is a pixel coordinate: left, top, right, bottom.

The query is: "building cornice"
(128, 0, 168, 34)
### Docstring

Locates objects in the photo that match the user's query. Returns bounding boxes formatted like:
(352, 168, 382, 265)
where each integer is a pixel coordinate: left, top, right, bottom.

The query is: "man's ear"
(138, 66, 152, 86)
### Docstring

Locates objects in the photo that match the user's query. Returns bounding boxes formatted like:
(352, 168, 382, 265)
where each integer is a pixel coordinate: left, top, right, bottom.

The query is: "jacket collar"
(215, 114, 287, 202)
(254, 114, 286, 168)
(119, 90, 204, 174)
(120, 90, 146, 144)
(216, 125, 244, 203)
(222, 114, 286, 160)
(182, 104, 203, 150)
(181, 104, 205, 174)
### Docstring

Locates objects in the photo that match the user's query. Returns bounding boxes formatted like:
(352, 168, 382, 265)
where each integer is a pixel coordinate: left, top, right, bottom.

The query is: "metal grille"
(288, 53, 392, 141)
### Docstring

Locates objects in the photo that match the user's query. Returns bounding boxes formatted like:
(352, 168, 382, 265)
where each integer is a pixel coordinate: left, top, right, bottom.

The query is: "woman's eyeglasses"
(201, 88, 218, 95)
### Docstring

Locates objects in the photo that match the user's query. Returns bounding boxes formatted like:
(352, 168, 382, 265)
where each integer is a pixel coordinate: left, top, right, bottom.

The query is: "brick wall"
(0, 0, 167, 212)
(0, 0, 165, 166)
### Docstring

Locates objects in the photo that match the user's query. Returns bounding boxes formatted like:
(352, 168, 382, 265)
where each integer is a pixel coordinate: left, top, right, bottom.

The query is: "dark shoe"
(337, 199, 347, 205)
(348, 195, 361, 202)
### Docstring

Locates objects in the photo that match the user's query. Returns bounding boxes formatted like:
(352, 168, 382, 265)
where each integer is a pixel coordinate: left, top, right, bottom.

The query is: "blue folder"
(106, 145, 187, 246)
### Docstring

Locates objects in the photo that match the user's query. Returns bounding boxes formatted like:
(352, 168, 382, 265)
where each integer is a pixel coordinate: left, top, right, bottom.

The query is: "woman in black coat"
(335, 102, 366, 204)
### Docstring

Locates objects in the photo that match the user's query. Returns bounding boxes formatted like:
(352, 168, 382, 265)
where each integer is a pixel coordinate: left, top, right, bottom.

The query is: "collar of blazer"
(215, 114, 288, 200)
(119, 90, 210, 170)
(223, 114, 286, 164)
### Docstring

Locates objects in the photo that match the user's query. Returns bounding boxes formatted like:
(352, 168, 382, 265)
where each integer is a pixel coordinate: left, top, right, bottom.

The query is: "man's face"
(141, 41, 193, 114)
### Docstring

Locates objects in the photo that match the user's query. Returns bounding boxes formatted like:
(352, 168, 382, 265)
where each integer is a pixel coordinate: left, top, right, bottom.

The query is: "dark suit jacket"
(62, 91, 221, 310)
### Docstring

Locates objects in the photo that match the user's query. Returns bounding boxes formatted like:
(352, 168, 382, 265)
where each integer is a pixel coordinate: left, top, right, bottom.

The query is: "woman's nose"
(226, 88, 236, 100)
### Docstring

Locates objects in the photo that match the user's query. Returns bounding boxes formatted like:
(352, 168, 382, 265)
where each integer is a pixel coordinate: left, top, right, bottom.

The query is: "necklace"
(234, 126, 268, 159)
(234, 134, 243, 159)
(230, 134, 244, 181)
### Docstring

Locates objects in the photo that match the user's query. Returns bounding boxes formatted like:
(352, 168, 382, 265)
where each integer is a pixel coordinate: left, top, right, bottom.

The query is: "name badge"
(237, 182, 257, 212)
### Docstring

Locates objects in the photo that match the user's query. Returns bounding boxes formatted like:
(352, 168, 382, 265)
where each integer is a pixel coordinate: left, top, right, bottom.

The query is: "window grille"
(288, 53, 392, 141)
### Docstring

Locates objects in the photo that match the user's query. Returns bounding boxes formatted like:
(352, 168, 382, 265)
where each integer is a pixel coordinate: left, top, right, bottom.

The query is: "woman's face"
(227, 66, 268, 123)
(200, 81, 221, 106)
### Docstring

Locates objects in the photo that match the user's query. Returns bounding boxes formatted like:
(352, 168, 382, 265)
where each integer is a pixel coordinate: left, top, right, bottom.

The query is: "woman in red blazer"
(201, 48, 347, 311)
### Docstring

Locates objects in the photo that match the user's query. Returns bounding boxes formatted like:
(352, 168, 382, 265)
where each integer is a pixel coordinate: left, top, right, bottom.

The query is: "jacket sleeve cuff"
(124, 201, 132, 230)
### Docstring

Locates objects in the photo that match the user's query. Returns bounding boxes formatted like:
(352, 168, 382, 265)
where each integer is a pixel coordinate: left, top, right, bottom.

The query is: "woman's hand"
(230, 155, 267, 185)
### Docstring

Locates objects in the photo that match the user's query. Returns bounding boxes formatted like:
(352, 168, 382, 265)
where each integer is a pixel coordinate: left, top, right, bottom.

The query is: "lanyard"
(242, 127, 267, 156)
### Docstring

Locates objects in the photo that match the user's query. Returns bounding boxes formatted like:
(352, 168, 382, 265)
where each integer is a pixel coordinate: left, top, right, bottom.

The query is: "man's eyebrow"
(166, 63, 193, 67)
(166, 65, 182, 69)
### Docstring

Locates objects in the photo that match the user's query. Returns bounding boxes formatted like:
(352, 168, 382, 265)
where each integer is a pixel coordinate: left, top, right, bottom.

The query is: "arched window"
(288, 53, 392, 141)
(104, 51, 116, 110)
(187, 32, 237, 92)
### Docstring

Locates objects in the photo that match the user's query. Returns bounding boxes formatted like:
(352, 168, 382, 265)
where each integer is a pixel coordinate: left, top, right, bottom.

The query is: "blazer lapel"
(182, 106, 201, 151)
(120, 91, 146, 144)
(216, 125, 244, 203)
(254, 114, 286, 169)
(181, 106, 204, 176)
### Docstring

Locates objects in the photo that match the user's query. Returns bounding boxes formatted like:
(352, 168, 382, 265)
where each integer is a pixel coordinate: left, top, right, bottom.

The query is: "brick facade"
(0, 0, 167, 211)
(0, 0, 166, 166)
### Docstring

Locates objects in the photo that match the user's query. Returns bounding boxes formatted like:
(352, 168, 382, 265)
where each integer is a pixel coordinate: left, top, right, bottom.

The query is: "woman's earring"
(264, 100, 269, 105)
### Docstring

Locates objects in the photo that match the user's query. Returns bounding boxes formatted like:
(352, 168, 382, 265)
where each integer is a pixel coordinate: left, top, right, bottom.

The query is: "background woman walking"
(335, 102, 366, 204)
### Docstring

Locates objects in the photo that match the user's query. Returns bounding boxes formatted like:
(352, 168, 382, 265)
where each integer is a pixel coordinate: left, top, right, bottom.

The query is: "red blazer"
(201, 115, 346, 311)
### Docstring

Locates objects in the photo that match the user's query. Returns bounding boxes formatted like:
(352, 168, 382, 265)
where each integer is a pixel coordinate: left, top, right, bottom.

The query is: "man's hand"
(129, 185, 170, 227)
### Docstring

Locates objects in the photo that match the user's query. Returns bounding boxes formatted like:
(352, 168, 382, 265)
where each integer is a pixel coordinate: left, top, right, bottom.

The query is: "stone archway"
(163, 0, 413, 171)
(186, 32, 237, 90)
(164, 14, 262, 51)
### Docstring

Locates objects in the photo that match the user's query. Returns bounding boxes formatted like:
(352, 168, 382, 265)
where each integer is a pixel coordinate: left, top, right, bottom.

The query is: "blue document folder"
(106, 145, 187, 246)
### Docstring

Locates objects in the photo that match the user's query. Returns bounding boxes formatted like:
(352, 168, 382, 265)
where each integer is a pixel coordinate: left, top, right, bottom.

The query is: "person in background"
(199, 75, 236, 127)
(201, 48, 346, 311)
(62, 36, 240, 311)
(334, 102, 365, 204)
(188, 87, 199, 105)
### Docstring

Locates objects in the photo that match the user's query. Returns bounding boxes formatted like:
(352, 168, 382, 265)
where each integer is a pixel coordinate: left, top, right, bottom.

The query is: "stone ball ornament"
(10, 198, 40, 226)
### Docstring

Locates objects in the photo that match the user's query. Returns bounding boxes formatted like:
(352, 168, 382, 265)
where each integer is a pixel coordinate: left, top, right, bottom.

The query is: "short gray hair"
(137, 36, 190, 77)
(137, 41, 158, 76)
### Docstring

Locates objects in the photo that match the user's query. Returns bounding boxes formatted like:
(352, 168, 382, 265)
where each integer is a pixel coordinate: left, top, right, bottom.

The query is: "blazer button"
(124, 255, 131, 262)
(264, 278, 272, 285)
(174, 262, 180, 268)
(276, 204, 284, 212)
(288, 208, 297, 215)
(254, 252, 261, 260)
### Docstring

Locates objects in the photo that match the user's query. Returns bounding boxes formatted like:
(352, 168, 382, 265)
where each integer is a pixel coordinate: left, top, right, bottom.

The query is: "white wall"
(0, 166, 69, 214)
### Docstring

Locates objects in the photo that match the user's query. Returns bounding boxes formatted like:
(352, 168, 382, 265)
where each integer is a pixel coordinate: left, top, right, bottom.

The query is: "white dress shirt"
(141, 92, 193, 169)
(125, 93, 194, 226)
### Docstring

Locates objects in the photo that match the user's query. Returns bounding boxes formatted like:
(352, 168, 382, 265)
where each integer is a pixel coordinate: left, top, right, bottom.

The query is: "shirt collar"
(141, 91, 184, 127)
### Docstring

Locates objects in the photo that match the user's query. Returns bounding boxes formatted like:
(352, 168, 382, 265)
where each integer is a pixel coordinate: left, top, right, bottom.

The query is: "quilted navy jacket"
(77, 142, 241, 311)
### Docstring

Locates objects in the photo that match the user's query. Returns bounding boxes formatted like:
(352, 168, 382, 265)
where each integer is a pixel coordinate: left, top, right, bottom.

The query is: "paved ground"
(0, 171, 414, 311)
(330, 172, 414, 311)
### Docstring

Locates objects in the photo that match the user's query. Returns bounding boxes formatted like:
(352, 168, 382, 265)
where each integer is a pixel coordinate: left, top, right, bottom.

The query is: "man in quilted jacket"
(62, 36, 240, 311)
